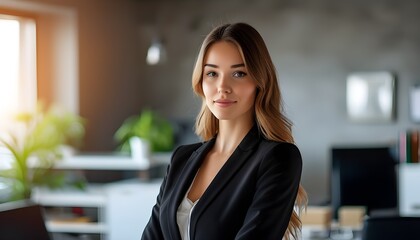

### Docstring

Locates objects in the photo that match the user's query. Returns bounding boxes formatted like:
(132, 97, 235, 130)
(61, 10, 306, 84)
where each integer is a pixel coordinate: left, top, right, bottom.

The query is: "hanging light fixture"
(145, 3, 167, 66)
(146, 38, 166, 65)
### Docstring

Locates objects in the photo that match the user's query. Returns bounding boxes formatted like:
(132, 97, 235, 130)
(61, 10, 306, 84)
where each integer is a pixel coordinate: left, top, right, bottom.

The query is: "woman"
(142, 22, 307, 240)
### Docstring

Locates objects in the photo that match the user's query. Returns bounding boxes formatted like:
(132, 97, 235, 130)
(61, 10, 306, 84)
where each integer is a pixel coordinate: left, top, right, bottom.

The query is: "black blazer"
(141, 125, 302, 240)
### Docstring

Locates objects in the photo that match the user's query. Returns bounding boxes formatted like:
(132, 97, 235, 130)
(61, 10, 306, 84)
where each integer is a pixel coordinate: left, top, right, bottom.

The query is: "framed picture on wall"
(411, 84, 420, 123)
(346, 72, 396, 123)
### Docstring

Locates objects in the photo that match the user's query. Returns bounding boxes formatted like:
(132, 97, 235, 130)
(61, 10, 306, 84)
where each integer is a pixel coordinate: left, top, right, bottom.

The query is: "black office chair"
(0, 200, 51, 240)
(361, 216, 420, 240)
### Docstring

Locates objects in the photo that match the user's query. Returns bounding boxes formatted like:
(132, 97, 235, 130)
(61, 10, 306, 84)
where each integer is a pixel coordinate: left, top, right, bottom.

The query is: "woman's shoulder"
(259, 139, 300, 154)
(257, 140, 302, 169)
(174, 142, 203, 154)
(170, 142, 204, 162)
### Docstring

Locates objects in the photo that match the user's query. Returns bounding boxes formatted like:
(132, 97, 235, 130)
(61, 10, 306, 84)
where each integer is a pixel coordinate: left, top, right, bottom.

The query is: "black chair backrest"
(0, 200, 51, 240)
(361, 216, 420, 240)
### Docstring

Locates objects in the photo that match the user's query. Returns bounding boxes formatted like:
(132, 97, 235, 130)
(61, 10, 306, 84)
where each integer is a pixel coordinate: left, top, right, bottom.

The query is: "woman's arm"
(235, 143, 302, 240)
(141, 145, 184, 240)
(141, 142, 203, 240)
(140, 163, 168, 240)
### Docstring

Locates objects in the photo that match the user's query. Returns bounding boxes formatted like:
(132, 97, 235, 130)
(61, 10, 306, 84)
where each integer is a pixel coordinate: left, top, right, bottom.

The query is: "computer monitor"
(0, 200, 51, 240)
(330, 146, 398, 220)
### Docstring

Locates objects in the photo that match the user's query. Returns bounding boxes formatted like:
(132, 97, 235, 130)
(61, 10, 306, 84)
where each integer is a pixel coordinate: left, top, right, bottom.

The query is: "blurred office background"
(0, 0, 420, 239)
(1, 0, 419, 205)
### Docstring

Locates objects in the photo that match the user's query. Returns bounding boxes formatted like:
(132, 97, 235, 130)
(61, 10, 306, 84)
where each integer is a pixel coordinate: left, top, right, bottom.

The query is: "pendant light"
(146, 38, 166, 65)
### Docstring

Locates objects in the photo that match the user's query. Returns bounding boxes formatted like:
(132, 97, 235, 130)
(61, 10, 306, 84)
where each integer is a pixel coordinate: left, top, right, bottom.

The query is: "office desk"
(302, 225, 362, 240)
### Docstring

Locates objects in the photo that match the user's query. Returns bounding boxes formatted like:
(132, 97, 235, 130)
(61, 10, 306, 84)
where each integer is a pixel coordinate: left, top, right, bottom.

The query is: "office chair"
(361, 216, 420, 240)
(0, 200, 51, 240)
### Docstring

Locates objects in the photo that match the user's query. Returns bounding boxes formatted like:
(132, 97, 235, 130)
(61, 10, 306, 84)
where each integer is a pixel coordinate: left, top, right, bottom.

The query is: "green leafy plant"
(114, 109, 174, 153)
(0, 104, 85, 201)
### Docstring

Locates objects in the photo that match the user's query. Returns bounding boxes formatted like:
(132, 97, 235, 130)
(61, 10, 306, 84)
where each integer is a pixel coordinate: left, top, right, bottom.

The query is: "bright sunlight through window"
(0, 19, 19, 122)
(0, 15, 37, 132)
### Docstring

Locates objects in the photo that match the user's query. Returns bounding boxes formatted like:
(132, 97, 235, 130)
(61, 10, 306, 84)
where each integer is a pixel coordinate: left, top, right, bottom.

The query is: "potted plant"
(0, 103, 85, 202)
(114, 109, 174, 154)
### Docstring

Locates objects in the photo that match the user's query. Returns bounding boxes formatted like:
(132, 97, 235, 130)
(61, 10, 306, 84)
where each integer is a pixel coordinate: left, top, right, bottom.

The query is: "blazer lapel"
(189, 125, 261, 236)
(166, 138, 216, 240)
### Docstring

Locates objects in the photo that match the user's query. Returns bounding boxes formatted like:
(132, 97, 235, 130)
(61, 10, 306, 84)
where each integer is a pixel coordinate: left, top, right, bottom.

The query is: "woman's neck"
(214, 120, 254, 154)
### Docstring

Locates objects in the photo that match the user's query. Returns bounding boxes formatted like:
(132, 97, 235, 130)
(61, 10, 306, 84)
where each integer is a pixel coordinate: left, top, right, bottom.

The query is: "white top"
(177, 174, 200, 240)
(177, 195, 198, 240)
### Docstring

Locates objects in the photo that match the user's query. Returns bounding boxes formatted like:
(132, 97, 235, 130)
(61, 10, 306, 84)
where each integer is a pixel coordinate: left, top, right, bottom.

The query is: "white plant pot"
(129, 137, 150, 164)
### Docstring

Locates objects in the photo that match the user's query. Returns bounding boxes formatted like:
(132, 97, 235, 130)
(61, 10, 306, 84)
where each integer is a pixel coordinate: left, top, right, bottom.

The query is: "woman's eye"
(233, 71, 247, 78)
(205, 71, 217, 77)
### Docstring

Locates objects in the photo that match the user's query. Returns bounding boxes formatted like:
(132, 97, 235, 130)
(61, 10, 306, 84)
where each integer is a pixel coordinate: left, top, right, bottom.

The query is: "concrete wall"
(2, 0, 420, 204)
(134, 0, 420, 204)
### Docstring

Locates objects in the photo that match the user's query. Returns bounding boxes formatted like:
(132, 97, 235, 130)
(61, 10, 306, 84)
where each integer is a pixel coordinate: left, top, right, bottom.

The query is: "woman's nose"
(217, 75, 232, 93)
(218, 88, 231, 94)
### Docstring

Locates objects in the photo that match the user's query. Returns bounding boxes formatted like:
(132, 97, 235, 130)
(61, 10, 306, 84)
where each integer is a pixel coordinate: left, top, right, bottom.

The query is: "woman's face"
(202, 41, 257, 123)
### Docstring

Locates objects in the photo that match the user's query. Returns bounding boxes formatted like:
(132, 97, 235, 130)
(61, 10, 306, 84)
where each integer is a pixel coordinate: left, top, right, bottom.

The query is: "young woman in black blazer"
(142, 23, 307, 240)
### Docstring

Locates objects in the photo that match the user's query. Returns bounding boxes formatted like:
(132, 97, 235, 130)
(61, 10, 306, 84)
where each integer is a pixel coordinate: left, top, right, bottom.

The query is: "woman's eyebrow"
(204, 63, 218, 68)
(231, 63, 245, 68)
(203, 63, 245, 68)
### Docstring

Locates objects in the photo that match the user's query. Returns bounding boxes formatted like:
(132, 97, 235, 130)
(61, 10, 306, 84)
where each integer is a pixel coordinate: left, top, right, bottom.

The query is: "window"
(0, 13, 37, 132)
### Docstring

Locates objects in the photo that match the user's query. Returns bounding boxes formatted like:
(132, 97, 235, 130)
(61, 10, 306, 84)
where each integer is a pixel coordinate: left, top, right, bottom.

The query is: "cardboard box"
(338, 206, 366, 229)
(301, 206, 332, 228)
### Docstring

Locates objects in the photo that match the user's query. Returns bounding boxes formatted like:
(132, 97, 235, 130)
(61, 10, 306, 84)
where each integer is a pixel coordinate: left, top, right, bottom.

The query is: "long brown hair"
(192, 23, 307, 240)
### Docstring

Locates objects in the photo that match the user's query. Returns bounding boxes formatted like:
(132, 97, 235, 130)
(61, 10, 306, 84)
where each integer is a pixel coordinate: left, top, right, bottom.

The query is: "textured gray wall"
(135, 0, 420, 203)
(6, 0, 420, 204)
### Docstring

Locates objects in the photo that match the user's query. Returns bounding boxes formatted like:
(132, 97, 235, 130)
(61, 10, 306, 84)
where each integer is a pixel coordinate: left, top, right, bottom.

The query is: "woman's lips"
(214, 99, 236, 107)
